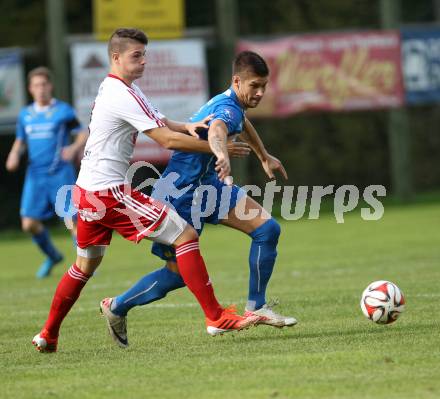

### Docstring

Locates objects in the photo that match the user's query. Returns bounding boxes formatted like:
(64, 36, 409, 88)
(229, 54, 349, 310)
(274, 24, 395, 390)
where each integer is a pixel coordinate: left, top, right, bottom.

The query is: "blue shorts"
(151, 177, 246, 261)
(20, 165, 76, 220)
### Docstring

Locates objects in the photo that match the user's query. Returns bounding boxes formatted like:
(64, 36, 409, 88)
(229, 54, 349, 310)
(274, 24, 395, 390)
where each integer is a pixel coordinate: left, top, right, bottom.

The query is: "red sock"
(175, 239, 223, 321)
(43, 264, 90, 337)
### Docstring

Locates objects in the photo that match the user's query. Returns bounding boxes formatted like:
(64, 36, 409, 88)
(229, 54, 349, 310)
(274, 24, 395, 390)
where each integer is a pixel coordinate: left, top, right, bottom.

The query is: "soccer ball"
(360, 280, 405, 324)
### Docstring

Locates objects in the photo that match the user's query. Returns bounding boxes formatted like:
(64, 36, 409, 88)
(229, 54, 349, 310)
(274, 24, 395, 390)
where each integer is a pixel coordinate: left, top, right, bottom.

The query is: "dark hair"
(27, 66, 52, 84)
(233, 51, 269, 77)
(108, 28, 148, 58)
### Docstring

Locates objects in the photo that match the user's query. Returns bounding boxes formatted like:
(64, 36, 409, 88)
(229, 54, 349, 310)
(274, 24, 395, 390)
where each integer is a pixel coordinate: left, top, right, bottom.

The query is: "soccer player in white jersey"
(32, 28, 258, 353)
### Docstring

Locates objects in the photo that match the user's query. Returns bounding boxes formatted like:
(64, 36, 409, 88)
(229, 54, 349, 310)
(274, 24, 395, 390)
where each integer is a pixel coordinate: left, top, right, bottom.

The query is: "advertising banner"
(94, 0, 184, 40)
(401, 28, 440, 104)
(71, 39, 208, 163)
(238, 31, 404, 117)
(0, 50, 25, 125)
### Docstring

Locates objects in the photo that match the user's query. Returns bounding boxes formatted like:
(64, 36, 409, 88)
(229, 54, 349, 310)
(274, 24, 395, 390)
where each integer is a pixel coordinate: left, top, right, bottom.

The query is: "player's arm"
(126, 92, 248, 159)
(61, 109, 89, 161)
(161, 115, 213, 138)
(144, 126, 250, 159)
(239, 117, 269, 162)
(239, 117, 288, 180)
(207, 119, 231, 181)
(5, 138, 26, 172)
(61, 130, 89, 161)
(145, 126, 211, 153)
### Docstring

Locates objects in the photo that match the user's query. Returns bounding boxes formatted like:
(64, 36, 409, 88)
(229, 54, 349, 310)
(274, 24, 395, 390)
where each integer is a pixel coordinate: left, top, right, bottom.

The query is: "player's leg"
(32, 250, 105, 352)
(99, 187, 188, 318)
(171, 222, 223, 321)
(102, 205, 257, 345)
(21, 171, 64, 278)
(22, 217, 64, 278)
(221, 194, 297, 327)
(108, 251, 185, 318)
(32, 185, 114, 352)
(108, 193, 196, 315)
(105, 193, 221, 321)
(100, 187, 258, 344)
(95, 186, 184, 347)
(105, 191, 197, 318)
(221, 195, 275, 309)
(106, 205, 222, 321)
(157, 210, 259, 335)
(20, 171, 63, 278)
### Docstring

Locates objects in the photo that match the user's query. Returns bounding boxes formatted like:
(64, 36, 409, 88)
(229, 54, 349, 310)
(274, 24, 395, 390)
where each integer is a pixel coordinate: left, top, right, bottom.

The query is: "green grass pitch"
(1, 201, 439, 399)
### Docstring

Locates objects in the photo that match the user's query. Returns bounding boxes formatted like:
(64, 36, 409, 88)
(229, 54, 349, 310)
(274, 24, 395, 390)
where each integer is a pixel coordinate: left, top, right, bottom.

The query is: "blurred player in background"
(102, 51, 297, 348)
(5, 67, 88, 278)
(32, 28, 258, 353)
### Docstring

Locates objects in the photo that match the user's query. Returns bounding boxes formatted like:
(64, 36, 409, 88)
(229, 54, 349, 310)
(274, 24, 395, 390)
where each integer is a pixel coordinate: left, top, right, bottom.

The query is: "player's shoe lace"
(100, 298, 128, 348)
(244, 299, 298, 328)
(32, 328, 58, 353)
(206, 305, 260, 336)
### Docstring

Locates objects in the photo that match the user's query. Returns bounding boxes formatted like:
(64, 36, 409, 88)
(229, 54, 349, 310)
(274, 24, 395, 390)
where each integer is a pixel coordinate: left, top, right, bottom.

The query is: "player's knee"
(21, 220, 31, 233)
(186, 228, 199, 242)
(175, 224, 199, 246)
(75, 251, 103, 276)
(252, 218, 281, 244)
(269, 218, 281, 241)
(265, 218, 281, 245)
(21, 218, 41, 234)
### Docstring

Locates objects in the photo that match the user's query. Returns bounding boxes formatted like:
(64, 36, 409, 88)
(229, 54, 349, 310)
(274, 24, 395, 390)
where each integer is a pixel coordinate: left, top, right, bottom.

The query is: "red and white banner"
(238, 31, 404, 117)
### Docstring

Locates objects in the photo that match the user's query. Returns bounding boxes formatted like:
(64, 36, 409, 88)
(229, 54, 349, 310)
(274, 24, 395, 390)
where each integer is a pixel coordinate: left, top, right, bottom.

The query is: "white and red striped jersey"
(77, 74, 165, 191)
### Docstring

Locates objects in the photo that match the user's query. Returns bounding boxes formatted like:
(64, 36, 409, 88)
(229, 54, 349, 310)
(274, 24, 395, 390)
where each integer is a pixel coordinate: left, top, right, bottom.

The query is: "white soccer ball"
(360, 280, 405, 324)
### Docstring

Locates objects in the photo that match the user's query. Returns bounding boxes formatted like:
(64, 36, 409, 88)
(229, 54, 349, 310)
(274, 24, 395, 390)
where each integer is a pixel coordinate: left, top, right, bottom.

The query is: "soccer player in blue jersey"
(6, 67, 88, 278)
(100, 51, 297, 348)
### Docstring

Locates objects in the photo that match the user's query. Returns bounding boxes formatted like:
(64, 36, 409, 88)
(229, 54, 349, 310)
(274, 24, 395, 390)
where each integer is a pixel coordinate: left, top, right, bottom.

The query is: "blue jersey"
(16, 99, 82, 174)
(151, 88, 247, 261)
(163, 87, 245, 188)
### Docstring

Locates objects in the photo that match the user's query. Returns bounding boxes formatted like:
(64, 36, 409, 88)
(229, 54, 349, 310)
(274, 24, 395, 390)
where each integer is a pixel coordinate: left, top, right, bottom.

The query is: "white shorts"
(147, 207, 188, 245)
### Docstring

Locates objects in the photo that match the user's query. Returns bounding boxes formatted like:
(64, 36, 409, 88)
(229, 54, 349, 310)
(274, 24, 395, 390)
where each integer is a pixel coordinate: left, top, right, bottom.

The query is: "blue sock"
(111, 267, 185, 316)
(247, 218, 281, 311)
(32, 228, 63, 261)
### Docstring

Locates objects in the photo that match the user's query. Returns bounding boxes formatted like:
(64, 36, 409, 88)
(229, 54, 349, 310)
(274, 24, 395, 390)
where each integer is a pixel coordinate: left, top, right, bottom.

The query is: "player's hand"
(227, 141, 251, 158)
(5, 152, 20, 172)
(261, 154, 288, 180)
(185, 114, 214, 138)
(215, 156, 231, 181)
(61, 145, 77, 162)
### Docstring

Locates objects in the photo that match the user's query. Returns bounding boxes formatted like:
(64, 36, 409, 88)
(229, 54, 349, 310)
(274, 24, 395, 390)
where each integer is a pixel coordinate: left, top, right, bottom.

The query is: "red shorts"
(74, 184, 168, 248)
